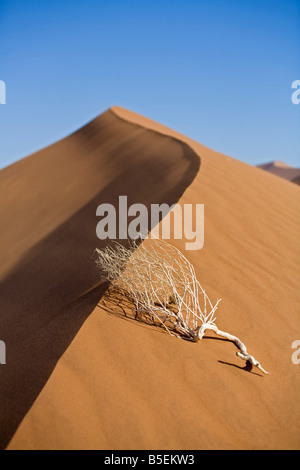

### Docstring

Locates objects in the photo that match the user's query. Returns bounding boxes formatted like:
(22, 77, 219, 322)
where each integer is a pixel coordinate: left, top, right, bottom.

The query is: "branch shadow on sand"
(98, 285, 195, 341)
(217, 360, 263, 377)
(100, 290, 264, 377)
(0, 114, 200, 449)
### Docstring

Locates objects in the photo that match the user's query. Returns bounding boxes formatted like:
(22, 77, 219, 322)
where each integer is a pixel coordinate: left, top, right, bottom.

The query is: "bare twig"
(96, 239, 269, 375)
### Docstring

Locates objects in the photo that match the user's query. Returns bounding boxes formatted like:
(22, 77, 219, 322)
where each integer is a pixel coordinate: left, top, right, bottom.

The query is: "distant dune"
(1, 107, 300, 450)
(257, 160, 300, 184)
(292, 174, 300, 185)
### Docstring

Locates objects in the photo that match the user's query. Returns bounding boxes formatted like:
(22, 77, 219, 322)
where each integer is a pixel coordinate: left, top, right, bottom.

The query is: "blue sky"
(0, 0, 299, 169)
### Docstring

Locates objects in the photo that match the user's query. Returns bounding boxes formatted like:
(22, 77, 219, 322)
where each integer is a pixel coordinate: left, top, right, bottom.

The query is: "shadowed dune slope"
(1, 106, 300, 450)
(0, 109, 199, 450)
(292, 174, 300, 186)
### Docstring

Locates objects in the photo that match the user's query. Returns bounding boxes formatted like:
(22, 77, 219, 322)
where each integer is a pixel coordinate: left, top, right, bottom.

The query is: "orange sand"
(1, 107, 300, 450)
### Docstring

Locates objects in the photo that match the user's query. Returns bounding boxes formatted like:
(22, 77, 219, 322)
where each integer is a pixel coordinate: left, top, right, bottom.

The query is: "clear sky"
(0, 0, 299, 169)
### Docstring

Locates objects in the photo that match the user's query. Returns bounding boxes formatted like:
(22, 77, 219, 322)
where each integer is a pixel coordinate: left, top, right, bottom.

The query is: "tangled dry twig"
(96, 238, 269, 375)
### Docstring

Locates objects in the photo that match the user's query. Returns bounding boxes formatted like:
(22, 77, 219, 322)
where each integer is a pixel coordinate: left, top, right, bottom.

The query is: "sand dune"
(292, 175, 300, 186)
(1, 107, 300, 450)
(257, 160, 300, 184)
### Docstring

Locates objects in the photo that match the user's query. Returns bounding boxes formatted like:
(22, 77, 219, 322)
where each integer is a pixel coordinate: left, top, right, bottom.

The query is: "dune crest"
(0, 108, 199, 449)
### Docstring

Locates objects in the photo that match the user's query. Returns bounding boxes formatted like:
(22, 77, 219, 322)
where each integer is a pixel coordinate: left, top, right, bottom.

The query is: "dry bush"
(96, 238, 269, 375)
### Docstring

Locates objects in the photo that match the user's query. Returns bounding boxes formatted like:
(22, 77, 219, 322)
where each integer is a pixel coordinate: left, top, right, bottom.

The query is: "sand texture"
(1, 107, 300, 450)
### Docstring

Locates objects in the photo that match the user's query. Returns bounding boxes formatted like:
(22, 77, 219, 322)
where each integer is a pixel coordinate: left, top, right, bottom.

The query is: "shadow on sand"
(99, 285, 195, 341)
(0, 112, 200, 449)
(100, 289, 265, 378)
